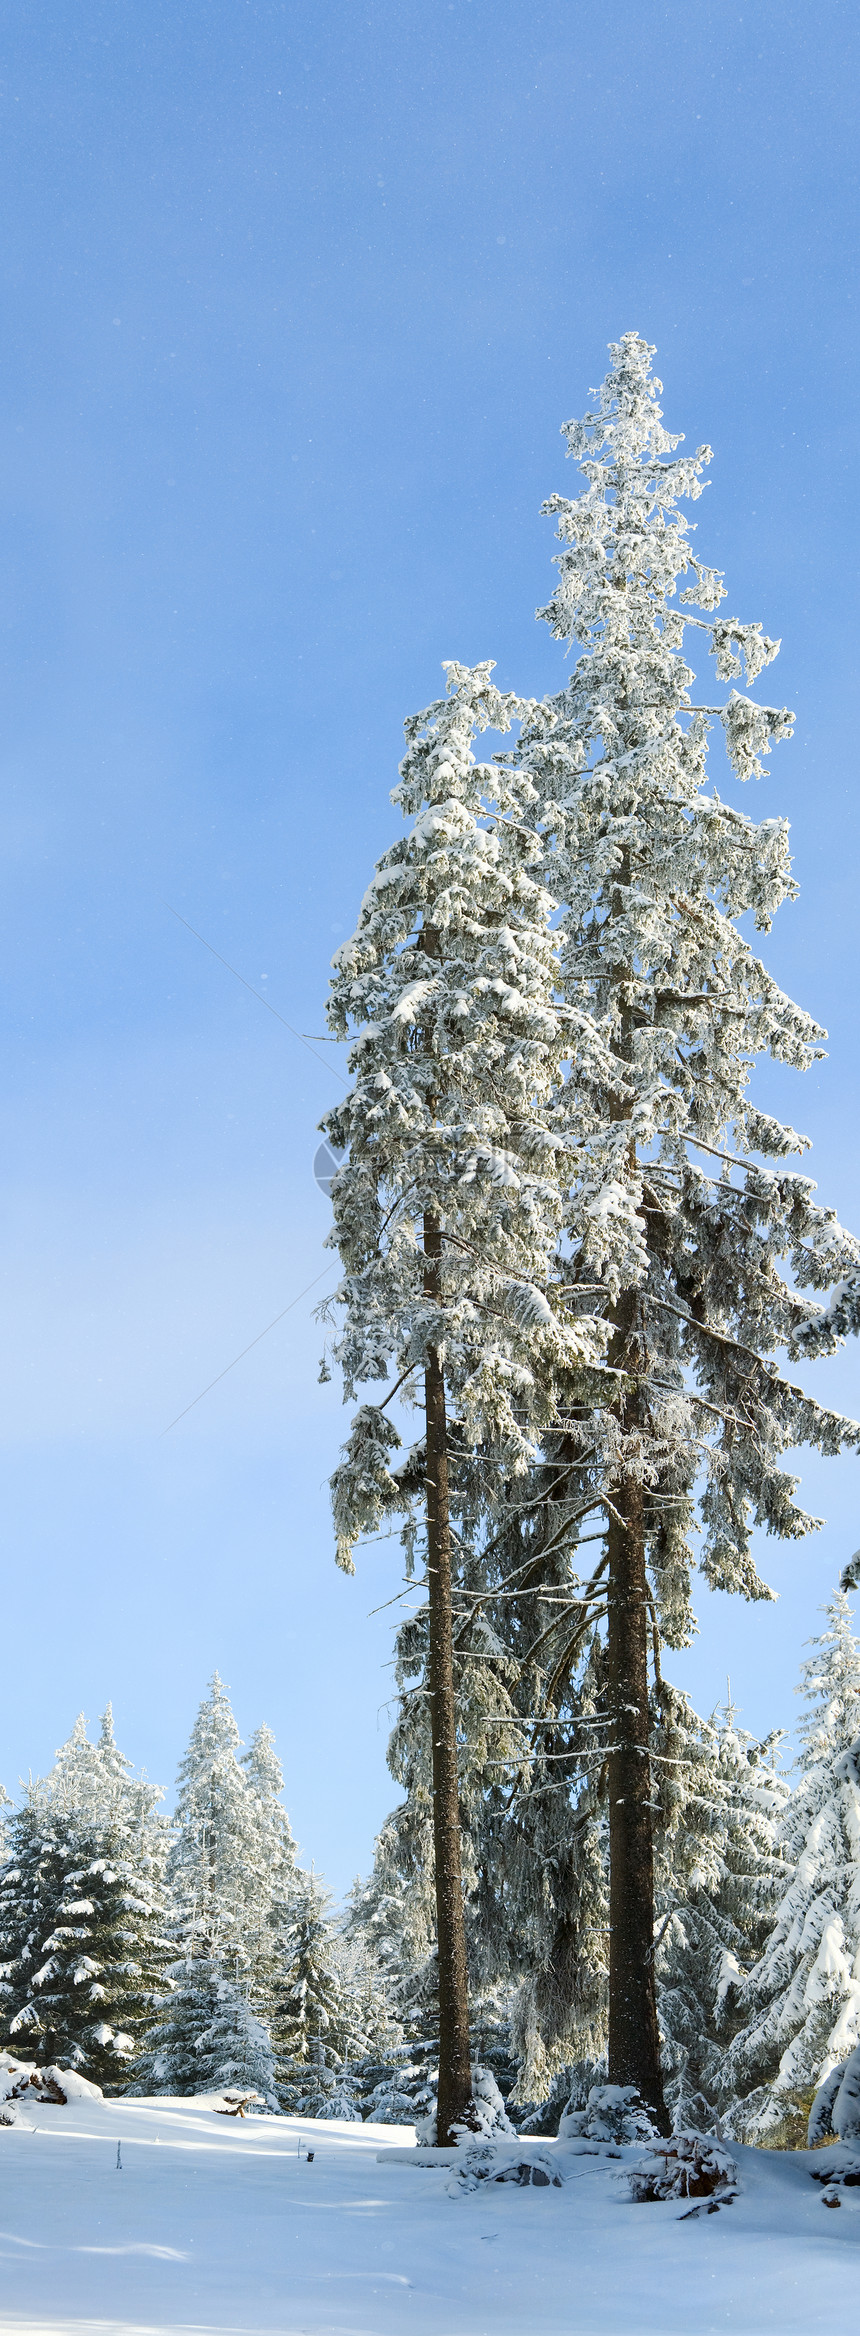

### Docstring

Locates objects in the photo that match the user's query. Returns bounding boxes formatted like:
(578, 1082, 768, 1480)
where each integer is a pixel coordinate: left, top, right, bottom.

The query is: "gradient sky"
(0, 0, 858, 1894)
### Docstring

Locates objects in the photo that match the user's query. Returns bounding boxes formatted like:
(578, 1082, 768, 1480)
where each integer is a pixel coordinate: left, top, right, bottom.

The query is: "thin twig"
(161, 1266, 334, 1434)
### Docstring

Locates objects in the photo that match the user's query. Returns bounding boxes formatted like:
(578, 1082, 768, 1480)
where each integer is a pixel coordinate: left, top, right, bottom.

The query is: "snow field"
(0, 2093, 859, 2336)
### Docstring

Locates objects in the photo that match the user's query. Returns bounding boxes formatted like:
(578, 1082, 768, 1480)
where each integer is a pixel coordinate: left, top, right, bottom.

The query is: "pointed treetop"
(179, 1674, 243, 1768)
(29, 1706, 162, 1834)
(59, 1712, 89, 1753)
(562, 330, 684, 466)
(537, 331, 787, 778)
(324, 659, 609, 1573)
(242, 1723, 285, 1802)
(796, 1590, 860, 1769)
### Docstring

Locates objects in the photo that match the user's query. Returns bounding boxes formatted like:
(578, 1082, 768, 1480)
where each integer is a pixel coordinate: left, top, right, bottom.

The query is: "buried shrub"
(559, 2084, 656, 2148)
(452, 2141, 563, 2193)
(626, 2132, 738, 2204)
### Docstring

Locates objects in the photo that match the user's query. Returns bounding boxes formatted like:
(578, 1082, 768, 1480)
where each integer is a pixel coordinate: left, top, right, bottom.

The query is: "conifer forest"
(5, 340, 860, 2202)
(3, 4, 859, 2325)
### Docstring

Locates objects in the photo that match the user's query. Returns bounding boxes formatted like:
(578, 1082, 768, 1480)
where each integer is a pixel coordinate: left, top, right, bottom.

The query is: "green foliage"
(0, 1802, 170, 2092)
(273, 1873, 350, 2112)
(135, 1952, 278, 2105)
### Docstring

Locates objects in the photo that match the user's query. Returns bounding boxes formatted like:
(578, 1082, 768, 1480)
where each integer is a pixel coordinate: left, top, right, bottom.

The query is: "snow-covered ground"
(0, 2091, 857, 2336)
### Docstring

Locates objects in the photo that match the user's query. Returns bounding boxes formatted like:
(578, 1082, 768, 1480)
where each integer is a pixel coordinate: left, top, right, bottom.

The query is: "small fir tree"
(723, 1592, 860, 2138)
(167, 1674, 264, 1973)
(240, 1723, 299, 2018)
(274, 1871, 350, 2113)
(139, 1679, 298, 2099)
(0, 1711, 170, 2089)
(653, 1696, 790, 2129)
(341, 1826, 441, 2123)
(138, 1953, 278, 2104)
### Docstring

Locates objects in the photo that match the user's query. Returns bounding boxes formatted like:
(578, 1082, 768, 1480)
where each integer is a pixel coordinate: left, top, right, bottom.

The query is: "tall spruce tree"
(723, 1592, 860, 2138)
(503, 331, 860, 2118)
(322, 661, 606, 2141)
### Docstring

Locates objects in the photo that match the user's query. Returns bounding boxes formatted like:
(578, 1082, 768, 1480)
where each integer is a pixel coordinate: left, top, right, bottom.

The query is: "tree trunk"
(606, 1475, 667, 2123)
(599, 920, 668, 2128)
(606, 1291, 668, 2130)
(424, 1208, 473, 2146)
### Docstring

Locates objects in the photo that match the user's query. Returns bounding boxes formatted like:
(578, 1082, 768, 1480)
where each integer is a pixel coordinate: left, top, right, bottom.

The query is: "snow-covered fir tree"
(339, 1822, 442, 2124)
(138, 1954, 278, 2106)
(653, 1695, 790, 2129)
(240, 1723, 299, 2010)
(723, 1591, 860, 2140)
(368, 1569, 790, 2131)
(322, 661, 606, 2139)
(47, 1706, 154, 1833)
(0, 1819, 159, 2088)
(504, 1678, 791, 2132)
(0, 1711, 170, 2090)
(274, 1871, 353, 2114)
(139, 1678, 299, 2100)
(167, 1674, 263, 1972)
(496, 330, 860, 2116)
(164, 1680, 297, 1994)
(342, 1815, 431, 2046)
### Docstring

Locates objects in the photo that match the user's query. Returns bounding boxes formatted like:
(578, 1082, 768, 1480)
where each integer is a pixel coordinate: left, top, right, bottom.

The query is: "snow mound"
(808, 2042, 860, 2147)
(1, 2054, 103, 2104)
(418, 2064, 514, 2148)
(808, 2151, 860, 2191)
(449, 2141, 563, 2194)
(558, 2084, 656, 2148)
(625, 2131, 738, 2206)
(0, 2055, 103, 2120)
(45, 2065, 104, 2103)
(0, 2082, 857, 2331)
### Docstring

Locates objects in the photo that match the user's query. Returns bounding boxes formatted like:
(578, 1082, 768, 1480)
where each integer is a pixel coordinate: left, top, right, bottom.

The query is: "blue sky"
(0, 0, 858, 1893)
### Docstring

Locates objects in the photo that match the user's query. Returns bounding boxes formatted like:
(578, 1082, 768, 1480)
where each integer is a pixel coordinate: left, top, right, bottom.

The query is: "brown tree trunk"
(598, 920, 668, 2128)
(606, 1476, 667, 2123)
(606, 1292, 668, 2130)
(424, 1208, 473, 2146)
